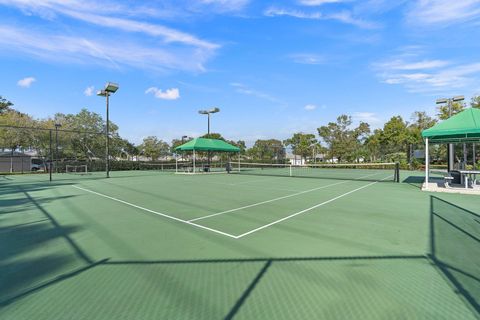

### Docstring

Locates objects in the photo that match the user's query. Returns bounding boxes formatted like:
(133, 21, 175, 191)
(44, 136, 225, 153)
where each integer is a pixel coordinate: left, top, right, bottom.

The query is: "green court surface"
(1, 170, 479, 319)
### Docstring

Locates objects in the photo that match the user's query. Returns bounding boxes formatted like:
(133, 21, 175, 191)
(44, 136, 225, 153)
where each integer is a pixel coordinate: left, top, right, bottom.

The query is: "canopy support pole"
(474, 143, 477, 170)
(238, 151, 240, 172)
(193, 150, 196, 173)
(175, 153, 178, 173)
(425, 138, 429, 190)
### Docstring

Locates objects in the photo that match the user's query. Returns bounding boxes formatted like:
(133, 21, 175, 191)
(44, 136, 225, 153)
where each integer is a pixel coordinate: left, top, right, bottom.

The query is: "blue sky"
(1, 0, 480, 145)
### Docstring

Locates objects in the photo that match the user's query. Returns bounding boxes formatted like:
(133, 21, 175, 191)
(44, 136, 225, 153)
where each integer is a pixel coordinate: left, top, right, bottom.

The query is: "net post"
(289, 163, 292, 177)
(395, 162, 400, 183)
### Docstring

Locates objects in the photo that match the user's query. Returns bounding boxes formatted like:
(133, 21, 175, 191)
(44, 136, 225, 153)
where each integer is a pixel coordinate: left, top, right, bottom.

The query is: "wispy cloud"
(17, 77, 36, 88)
(304, 104, 317, 110)
(198, 0, 250, 12)
(264, 7, 323, 19)
(264, 7, 378, 28)
(0, 0, 219, 72)
(407, 0, 480, 25)
(84, 86, 94, 96)
(299, 0, 348, 6)
(230, 82, 285, 105)
(0, 25, 214, 72)
(353, 112, 380, 124)
(374, 51, 480, 93)
(375, 59, 450, 70)
(289, 53, 326, 65)
(145, 87, 180, 100)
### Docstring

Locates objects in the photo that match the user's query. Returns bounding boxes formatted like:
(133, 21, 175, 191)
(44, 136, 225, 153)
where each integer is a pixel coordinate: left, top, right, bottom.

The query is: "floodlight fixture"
(105, 82, 119, 93)
(436, 98, 448, 104)
(209, 107, 220, 113)
(198, 110, 209, 115)
(97, 90, 107, 97)
(452, 95, 465, 102)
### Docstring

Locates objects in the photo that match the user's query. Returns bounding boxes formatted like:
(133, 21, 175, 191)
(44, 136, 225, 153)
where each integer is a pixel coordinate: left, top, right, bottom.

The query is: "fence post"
(49, 129, 53, 182)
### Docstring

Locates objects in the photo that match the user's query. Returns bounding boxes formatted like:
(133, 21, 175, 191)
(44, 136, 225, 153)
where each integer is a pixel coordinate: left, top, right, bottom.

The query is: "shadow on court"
(402, 176, 425, 189)
(429, 196, 480, 314)
(0, 186, 93, 306)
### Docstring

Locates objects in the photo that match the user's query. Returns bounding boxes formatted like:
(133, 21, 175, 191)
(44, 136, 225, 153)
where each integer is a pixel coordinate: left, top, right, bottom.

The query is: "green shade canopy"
(422, 108, 480, 143)
(175, 138, 240, 152)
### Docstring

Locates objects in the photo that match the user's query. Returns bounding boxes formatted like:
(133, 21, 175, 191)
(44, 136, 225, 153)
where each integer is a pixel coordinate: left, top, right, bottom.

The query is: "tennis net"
(230, 162, 400, 182)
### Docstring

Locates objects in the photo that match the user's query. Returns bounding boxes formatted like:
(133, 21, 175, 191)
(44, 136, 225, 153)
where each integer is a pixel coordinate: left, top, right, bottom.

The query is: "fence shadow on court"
(0, 186, 93, 306)
(0, 253, 427, 319)
(429, 196, 480, 314)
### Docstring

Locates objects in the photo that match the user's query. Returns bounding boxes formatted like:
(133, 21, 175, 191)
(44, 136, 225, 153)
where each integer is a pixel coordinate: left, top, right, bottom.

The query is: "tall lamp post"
(181, 135, 188, 161)
(198, 107, 220, 168)
(54, 123, 61, 173)
(97, 82, 119, 178)
(436, 95, 464, 171)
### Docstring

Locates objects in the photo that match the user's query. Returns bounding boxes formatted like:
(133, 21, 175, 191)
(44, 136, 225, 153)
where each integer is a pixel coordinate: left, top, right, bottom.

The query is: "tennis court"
(1, 168, 479, 319)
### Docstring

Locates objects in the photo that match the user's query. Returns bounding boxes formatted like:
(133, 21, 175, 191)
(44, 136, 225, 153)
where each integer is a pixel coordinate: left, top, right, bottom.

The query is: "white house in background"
(286, 153, 305, 165)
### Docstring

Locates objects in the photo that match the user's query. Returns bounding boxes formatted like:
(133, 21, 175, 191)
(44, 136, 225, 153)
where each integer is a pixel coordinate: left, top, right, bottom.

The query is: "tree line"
(1, 95, 479, 166)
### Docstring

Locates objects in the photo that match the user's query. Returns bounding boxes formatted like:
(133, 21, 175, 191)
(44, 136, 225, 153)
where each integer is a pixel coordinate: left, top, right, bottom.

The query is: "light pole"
(198, 107, 220, 136)
(181, 135, 188, 161)
(54, 123, 61, 173)
(436, 96, 464, 171)
(97, 82, 119, 178)
(198, 107, 220, 168)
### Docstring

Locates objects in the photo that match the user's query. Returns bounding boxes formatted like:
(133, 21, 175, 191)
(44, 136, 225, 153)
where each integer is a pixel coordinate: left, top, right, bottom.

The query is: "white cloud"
(17, 77, 36, 88)
(264, 7, 378, 28)
(376, 59, 450, 70)
(375, 52, 480, 93)
(0, 1, 219, 72)
(353, 112, 380, 124)
(0, 25, 214, 72)
(230, 82, 285, 105)
(290, 53, 326, 65)
(199, 0, 250, 12)
(145, 87, 180, 100)
(299, 0, 347, 5)
(264, 7, 323, 19)
(407, 0, 480, 25)
(304, 104, 317, 110)
(84, 86, 94, 96)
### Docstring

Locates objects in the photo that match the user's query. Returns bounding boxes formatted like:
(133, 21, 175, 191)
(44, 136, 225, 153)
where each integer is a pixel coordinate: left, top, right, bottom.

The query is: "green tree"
(140, 136, 169, 161)
(248, 139, 285, 161)
(0, 110, 35, 171)
(171, 137, 193, 154)
(201, 133, 224, 140)
(437, 101, 465, 120)
(284, 133, 317, 162)
(408, 111, 437, 145)
(365, 129, 382, 162)
(46, 109, 122, 160)
(379, 116, 411, 157)
(317, 115, 370, 162)
(470, 95, 480, 109)
(0, 96, 13, 114)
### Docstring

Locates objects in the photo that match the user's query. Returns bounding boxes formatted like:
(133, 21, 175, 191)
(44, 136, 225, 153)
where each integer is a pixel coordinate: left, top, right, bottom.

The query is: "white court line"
(188, 171, 384, 222)
(235, 175, 392, 239)
(72, 185, 238, 239)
